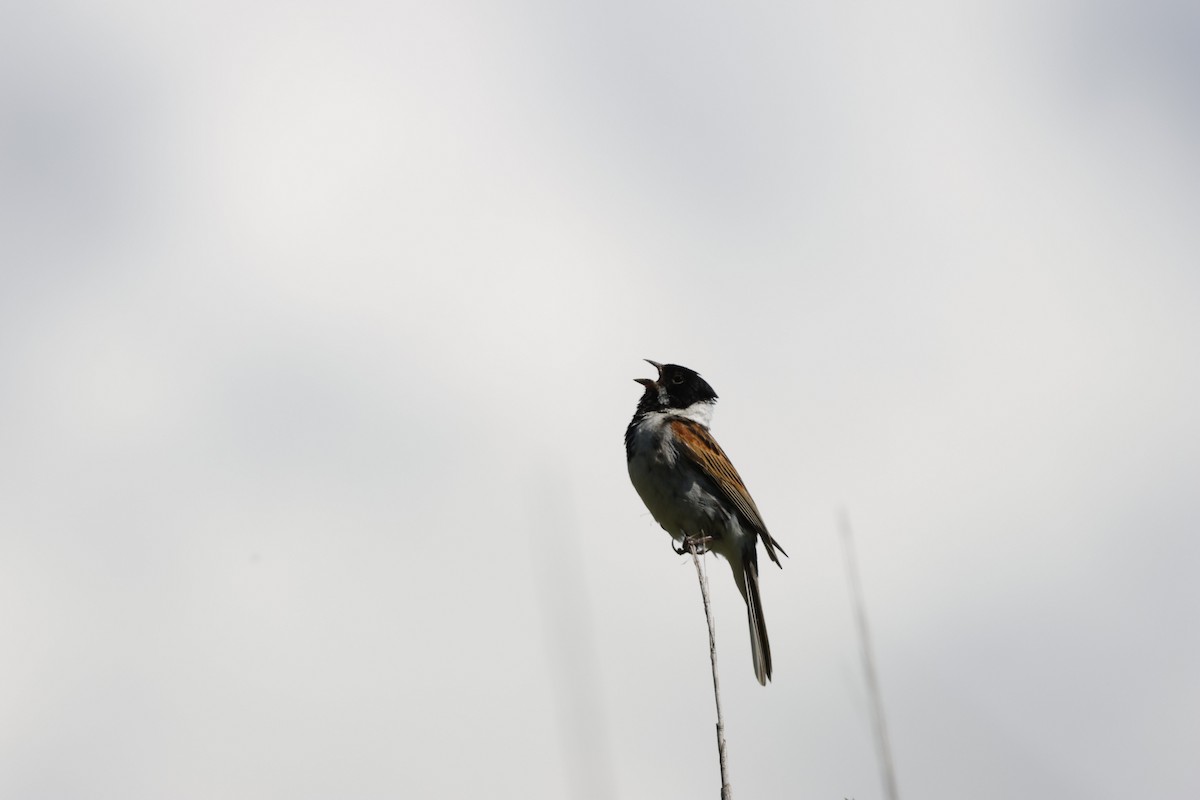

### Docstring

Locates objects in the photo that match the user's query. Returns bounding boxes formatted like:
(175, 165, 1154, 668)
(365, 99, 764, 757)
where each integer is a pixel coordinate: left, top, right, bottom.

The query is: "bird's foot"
(678, 534, 713, 555)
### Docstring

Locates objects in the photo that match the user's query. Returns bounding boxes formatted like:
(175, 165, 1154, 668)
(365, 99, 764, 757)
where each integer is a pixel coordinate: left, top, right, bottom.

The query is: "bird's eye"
(671, 374, 685, 384)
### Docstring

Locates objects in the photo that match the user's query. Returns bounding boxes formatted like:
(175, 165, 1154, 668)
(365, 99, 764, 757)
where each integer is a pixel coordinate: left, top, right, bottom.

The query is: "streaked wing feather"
(670, 418, 788, 565)
(670, 418, 769, 532)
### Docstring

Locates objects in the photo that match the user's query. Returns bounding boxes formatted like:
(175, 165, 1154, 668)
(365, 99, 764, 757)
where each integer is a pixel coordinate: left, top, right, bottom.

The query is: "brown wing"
(670, 418, 787, 565)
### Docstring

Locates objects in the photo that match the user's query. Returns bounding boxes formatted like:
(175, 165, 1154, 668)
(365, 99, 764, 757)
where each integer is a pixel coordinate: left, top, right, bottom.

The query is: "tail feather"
(760, 530, 788, 567)
(744, 556, 772, 685)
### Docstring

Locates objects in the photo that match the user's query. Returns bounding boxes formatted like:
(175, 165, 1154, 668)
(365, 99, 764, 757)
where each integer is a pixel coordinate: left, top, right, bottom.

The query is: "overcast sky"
(2, 1, 1198, 798)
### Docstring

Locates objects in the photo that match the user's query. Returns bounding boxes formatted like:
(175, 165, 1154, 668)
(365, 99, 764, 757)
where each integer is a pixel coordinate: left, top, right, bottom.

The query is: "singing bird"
(625, 360, 786, 685)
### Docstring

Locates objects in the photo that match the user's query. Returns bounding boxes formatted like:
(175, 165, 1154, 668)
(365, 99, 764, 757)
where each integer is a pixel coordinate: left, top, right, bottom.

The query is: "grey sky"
(2, 1, 1198, 798)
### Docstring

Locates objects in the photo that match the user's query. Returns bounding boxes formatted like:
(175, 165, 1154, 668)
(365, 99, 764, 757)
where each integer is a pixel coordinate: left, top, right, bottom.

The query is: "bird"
(625, 360, 786, 685)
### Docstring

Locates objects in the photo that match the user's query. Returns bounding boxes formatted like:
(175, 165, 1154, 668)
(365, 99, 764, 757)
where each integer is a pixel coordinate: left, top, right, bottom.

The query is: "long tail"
(743, 551, 772, 685)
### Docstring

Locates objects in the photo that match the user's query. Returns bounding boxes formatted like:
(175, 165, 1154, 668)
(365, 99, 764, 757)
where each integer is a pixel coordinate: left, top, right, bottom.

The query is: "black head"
(634, 360, 718, 412)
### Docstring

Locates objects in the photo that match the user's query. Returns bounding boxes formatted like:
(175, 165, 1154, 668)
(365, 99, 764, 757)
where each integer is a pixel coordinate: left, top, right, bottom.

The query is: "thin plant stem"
(686, 538, 733, 800)
(840, 511, 900, 800)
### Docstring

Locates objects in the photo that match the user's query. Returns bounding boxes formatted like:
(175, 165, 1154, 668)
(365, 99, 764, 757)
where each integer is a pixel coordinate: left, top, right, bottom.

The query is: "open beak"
(634, 358, 664, 388)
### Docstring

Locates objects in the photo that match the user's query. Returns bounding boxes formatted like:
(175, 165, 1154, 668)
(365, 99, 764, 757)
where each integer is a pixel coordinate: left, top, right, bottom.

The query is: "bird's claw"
(678, 534, 713, 555)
